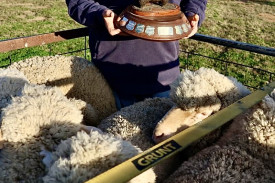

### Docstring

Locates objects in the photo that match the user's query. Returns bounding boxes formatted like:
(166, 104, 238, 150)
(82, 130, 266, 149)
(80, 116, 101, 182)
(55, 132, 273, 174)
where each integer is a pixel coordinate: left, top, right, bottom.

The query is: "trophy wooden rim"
(116, 4, 192, 41)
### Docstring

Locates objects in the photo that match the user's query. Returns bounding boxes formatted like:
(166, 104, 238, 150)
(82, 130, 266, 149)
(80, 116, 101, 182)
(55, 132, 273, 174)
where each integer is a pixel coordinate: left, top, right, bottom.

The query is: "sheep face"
(153, 106, 213, 143)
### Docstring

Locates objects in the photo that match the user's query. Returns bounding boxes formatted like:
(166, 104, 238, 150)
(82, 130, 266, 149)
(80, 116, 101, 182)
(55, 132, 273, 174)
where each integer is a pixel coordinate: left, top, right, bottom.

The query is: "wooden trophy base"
(116, 3, 191, 41)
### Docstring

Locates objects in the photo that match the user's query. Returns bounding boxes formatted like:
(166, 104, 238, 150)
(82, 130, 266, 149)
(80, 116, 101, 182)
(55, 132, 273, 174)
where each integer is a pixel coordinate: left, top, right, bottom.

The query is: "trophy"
(116, 0, 192, 41)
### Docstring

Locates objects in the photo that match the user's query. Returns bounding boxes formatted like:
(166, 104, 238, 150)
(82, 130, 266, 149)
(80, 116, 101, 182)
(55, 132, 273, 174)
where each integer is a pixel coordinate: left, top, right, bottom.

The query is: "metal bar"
(191, 34, 275, 57)
(57, 48, 88, 56)
(1, 28, 274, 57)
(180, 50, 275, 75)
(86, 81, 275, 183)
(0, 28, 89, 53)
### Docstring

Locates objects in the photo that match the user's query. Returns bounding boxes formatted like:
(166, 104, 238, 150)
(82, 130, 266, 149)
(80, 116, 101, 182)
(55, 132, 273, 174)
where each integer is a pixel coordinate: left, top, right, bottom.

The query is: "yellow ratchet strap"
(85, 81, 275, 183)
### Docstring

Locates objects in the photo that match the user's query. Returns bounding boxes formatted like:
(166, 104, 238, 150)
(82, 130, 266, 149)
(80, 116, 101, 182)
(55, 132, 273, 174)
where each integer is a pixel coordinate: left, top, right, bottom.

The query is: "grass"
(0, 0, 274, 88)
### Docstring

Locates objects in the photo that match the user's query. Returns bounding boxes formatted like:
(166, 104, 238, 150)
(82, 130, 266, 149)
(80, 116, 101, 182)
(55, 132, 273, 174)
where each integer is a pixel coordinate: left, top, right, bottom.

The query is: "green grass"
(0, 0, 274, 88)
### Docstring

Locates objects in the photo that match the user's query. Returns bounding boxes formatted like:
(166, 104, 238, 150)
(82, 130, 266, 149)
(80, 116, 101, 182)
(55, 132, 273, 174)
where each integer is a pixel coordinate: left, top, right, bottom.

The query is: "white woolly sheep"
(217, 89, 275, 170)
(153, 67, 251, 143)
(42, 130, 156, 183)
(0, 83, 90, 183)
(163, 145, 275, 183)
(0, 67, 97, 125)
(8, 55, 117, 124)
(98, 97, 179, 181)
(163, 90, 275, 182)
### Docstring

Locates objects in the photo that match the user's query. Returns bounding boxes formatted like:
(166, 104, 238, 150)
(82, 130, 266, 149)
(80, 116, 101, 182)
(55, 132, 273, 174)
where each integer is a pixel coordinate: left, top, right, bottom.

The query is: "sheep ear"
(0, 130, 3, 149)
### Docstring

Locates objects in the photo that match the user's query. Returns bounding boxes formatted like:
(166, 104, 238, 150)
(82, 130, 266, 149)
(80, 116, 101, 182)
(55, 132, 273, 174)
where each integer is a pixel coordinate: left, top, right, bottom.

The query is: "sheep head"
(153, 106, 213, 143)
(153, 68, 250, 144)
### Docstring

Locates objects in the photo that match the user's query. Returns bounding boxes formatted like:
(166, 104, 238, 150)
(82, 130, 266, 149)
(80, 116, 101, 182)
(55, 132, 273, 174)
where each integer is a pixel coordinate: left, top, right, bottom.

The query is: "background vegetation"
(0, 0, 274, 88)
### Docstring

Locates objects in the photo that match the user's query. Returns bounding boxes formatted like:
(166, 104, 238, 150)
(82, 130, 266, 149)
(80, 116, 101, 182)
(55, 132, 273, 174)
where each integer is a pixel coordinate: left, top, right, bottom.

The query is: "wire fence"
(0, 28, 274, 89)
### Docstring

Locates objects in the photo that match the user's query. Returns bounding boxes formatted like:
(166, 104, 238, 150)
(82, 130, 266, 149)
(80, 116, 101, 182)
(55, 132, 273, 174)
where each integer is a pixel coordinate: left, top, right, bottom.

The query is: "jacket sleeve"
(180, 0, 208, 27)
(66, 0, 108, 27)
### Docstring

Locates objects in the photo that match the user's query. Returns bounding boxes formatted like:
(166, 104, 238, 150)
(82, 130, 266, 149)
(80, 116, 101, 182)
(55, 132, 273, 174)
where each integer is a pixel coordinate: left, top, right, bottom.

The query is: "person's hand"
(185, 14, 199, 38)
(102, 9, 121, 36)
(102, 9, 129, 36)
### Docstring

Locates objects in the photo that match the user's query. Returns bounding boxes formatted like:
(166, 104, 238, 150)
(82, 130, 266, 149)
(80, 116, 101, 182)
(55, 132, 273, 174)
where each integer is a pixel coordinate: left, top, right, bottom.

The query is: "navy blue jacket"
(66, 0, 207, 95)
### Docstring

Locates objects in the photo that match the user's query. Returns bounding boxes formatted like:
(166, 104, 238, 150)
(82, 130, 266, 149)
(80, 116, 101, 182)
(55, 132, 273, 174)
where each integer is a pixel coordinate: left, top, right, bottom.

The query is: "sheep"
(98, 97, 178, 182)
(1, 63, 268, 182)
(0, 83, 89, 183)
(0, 67, 155, 183)
(0, 67, 98, 126)
(8, 55, 116, 124)
(162, 90, 275, 182)
(163, 145, 275, 183)
(42, 130, 156, 183)
(153, 67, 251, 143)
(97, 68, 251, 182)
(217, 89, 275, 170)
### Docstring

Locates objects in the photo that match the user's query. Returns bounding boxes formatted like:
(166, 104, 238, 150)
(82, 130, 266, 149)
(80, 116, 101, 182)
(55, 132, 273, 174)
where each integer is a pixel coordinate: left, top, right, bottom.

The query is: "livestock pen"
(0, 28, 274, 182)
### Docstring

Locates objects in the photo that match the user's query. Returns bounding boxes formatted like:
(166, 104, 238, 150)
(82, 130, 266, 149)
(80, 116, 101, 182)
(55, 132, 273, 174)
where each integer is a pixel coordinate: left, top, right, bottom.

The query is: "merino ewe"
(0, 67, 98, 126)
(98, 98, 178, 182)
(163, 90, 275, 182)
(8, 55, 116, 123)
(153, 67, 251, 143)
(43, 130, 156, 183)
(163, 145, 275, 183)
(217, 89, 275, 170)
(0, 83, 89, 183)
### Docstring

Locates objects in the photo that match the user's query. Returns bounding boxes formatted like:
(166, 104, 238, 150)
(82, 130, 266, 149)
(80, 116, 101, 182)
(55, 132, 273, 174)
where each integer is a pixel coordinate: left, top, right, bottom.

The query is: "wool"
(43, 130, 156, 183)
(98, 98, 175, 151)
(164, 145, 275, 183)
(170, 68, 250, 112)
(217, 89, 275, 170)
(98, 98, 180, 182)
(69, 98, 98, 126)
(9, 55, 116, 123)
(1, 84, 83, 143)
(0, 84, 85, 183)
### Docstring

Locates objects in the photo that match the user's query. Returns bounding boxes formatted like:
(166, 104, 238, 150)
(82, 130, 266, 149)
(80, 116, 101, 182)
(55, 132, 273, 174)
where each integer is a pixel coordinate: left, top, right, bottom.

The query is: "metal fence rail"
(0, 27, 274, 89)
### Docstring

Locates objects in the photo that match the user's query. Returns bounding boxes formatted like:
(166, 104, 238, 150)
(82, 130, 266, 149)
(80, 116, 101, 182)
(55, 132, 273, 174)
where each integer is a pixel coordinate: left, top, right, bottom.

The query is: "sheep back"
(43, 130, 156, 183)
(9, 55, 116, 123)
(1, 84, 83, 143)
(217, 89, 275, 170)
(164, 145, 275, 183)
